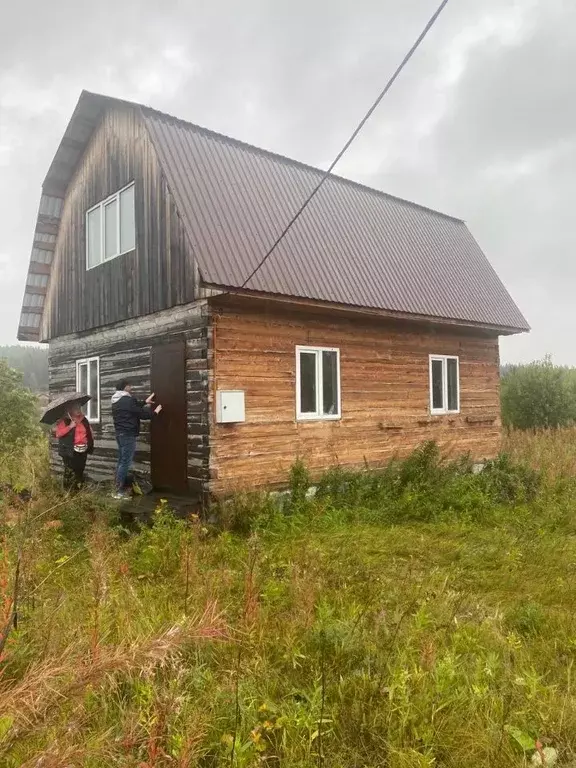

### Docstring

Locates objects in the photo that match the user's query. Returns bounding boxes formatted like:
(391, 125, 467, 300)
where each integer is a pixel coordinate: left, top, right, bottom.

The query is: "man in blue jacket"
(111, 379, 162, 499)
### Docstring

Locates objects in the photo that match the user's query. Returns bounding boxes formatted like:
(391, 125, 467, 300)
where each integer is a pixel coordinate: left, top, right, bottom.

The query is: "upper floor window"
(296, 346, 341, 420)
(429, 355, 460, 414)
(86, 183, 135, 269)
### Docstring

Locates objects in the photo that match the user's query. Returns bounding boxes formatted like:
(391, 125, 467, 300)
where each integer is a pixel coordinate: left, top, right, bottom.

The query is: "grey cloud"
(434, 1, 576, 169)
(365, 0, 576, 363)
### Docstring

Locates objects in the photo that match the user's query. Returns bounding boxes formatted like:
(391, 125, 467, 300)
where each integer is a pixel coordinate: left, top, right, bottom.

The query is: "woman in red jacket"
(54, 405, 94, 491)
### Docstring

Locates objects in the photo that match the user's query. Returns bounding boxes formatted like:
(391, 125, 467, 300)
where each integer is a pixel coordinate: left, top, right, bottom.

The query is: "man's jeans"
(116, 433, 137, 491)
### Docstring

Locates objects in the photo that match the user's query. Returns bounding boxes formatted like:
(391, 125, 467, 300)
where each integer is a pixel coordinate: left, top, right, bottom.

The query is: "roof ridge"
(80, 91, 462, 224)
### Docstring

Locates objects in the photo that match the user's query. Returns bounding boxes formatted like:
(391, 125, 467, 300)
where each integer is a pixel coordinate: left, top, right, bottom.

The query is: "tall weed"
(313, 441, 541, 527)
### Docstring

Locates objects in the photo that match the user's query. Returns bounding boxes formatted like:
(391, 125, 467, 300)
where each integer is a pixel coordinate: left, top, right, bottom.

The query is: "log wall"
(209, 302, 502, 495)
(48, 301, 210, 493)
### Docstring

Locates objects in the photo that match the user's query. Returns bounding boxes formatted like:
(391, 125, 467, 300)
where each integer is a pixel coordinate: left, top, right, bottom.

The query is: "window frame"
(86, 182, 135, 270)
(429, 354, 460, 415)
(295, 345, 341, 421)
(75, 356, 101, 423)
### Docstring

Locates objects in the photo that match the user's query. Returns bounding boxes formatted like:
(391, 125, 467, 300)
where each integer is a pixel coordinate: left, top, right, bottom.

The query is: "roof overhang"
(17, 92, 126, 342)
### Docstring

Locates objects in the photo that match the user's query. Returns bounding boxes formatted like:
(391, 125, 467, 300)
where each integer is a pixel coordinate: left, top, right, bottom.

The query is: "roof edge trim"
(204, 284, 530, 335)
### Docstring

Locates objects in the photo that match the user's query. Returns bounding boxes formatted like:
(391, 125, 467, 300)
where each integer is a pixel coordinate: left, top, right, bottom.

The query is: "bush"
(505, 601, 547, 637)
(287, 458, 311, 511)
(0, 359, 40, 452)
(217, 443, 542, 535)
(477, 453, 540, 504)
(126, 500, 190, 577)
(314, 442, 543, 525)
(501, 356, 576, 430)
(0, 346, 48, 392)
(213, 491, 279, 536)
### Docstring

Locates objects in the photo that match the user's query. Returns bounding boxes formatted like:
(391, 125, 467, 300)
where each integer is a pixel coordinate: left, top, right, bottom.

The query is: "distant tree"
(0, 345, 48, 392)
(0, 359, 40, 450)
(501, 356, 576, 429)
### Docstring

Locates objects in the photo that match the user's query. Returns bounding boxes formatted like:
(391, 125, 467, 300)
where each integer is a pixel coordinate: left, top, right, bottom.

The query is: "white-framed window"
(429, 355, 460, 415)
(76, 357, 100, 423)
(296, 346, 341, 421)
(86, 183, 135, 269)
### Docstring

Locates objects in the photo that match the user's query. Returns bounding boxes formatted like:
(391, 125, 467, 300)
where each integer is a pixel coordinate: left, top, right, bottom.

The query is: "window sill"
(297, 415, 342, 423)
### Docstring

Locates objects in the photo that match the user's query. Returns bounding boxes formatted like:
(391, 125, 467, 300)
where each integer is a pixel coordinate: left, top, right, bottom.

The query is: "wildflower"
(506, 632, 522, 650)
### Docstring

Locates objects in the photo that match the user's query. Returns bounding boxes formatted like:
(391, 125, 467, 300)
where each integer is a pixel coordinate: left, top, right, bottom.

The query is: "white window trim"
(429, 354, 460, 415)
(296, 345, 341, 421)
(86, 182, 135, 270)
(76, 356, 101, 423)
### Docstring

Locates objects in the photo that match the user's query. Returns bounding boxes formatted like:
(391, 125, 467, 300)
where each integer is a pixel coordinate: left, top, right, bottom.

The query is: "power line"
(238, 0, 451, 292)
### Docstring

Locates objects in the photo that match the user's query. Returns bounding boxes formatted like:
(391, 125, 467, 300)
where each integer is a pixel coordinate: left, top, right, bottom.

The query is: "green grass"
(1, 439, 576, 766)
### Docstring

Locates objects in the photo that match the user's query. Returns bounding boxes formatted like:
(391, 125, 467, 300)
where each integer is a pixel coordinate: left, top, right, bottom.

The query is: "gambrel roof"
(18, 91, 528, 341)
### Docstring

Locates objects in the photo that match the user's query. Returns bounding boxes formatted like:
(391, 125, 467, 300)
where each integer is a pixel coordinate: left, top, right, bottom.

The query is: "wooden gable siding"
(48, 301, 210, 493)
(41, 105, 197, 341)
(209, 303, 501, 495)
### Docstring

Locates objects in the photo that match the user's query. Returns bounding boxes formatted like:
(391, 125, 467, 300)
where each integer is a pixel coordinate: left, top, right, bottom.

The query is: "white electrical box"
(216, 390, 246, 423)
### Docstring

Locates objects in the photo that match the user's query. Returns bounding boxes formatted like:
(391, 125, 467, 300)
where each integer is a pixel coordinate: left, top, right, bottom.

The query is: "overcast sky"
(0, 0, 572, 363)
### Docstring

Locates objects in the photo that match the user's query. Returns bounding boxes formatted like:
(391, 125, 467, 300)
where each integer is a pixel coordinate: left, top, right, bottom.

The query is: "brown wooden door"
(150, 337, 188, 492)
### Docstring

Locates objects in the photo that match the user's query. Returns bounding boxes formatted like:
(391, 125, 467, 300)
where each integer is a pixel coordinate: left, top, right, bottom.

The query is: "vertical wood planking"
(41, 105, 197, 341)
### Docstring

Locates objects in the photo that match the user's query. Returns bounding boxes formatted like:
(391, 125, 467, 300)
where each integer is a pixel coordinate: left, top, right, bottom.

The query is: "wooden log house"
(17, 91, 529, 499)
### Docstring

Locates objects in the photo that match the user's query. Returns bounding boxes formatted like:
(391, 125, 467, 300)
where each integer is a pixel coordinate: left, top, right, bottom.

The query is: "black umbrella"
(40, 392, 91, 425)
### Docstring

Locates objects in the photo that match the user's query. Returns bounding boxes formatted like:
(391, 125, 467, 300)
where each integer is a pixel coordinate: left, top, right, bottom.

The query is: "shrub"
(287, 458, 311, 510)
(0, 346, 48, 393)
(213, 491, 279, 536)
(315, 442, 541, 525)
(213, 443, 544, 535)
(0, 360, 40, 452)
(477, 453, 541, 504)
(505, 601, 547, 637)
(501, 356, 576, 430)
(126, 500, 190, 577)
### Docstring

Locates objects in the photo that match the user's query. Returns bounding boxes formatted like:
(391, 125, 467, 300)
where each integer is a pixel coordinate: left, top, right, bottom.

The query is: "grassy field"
(1, 434, 576, 766)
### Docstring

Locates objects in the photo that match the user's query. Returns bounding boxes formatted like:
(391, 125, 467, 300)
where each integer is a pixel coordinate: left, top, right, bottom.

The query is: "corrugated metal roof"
(17, 91, 529, 341)
(143, 108, 528, 332)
